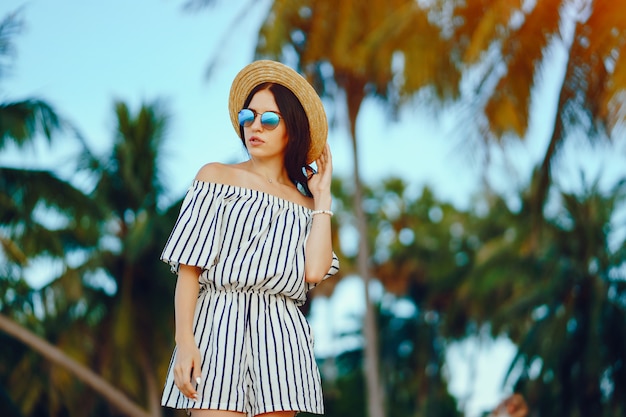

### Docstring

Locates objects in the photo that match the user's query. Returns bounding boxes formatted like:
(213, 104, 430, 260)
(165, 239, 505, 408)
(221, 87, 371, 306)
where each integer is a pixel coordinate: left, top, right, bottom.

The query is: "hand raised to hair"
(307, 143, 332, 202)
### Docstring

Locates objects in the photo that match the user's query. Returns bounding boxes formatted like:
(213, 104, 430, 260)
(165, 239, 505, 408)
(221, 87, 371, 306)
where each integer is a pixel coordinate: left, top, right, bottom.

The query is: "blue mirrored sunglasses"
(238, 109, 282, 130)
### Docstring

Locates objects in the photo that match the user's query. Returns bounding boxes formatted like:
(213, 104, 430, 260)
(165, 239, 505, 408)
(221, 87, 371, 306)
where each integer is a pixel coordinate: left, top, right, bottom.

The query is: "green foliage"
(314, 293, 461, 417)
(2, 1, 626, 415)
(328, 172, 626, 416)
(0, 100, 62, 148)
(0, 79, 179, 416)
(496, 176, 626, 416)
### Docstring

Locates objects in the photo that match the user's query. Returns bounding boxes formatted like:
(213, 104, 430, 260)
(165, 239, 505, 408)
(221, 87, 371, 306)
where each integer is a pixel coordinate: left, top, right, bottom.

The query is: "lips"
(248, 136, 265, 145)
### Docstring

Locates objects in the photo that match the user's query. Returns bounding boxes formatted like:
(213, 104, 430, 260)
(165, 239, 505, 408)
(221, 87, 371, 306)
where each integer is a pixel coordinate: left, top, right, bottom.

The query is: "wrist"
(175, 331, 196, 346)
(313, 195, 332, 211)
(311, 209, 334, 217)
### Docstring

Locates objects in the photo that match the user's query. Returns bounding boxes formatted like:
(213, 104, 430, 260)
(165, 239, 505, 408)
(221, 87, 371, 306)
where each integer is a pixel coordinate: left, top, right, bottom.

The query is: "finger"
(173, 367, 188, 396)
(180, 379, 197, 399)
(316, 152, 327, 172)
(182, 374, 198, 399)
(320, 142, 329, 157)
(174, 362, 198, 400)
(315, 161, 324, 176)
(323, 144, 330, 161)
(188, 362, 201, 399)
(192, 355, 202, 386)
(316, 149, 325, 164)
(322, 144, 332, 171)
(173, 363, 187, 388)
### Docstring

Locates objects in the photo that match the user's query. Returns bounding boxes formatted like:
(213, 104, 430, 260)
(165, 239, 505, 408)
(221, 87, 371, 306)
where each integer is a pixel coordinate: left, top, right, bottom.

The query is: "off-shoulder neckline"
(190, 180, 314, 212)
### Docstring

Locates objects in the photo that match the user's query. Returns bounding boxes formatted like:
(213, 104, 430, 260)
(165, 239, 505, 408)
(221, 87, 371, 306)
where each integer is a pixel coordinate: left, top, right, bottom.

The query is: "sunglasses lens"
(239, 109, 281, 130)
(238, 109, 254, 127)
(261, 112, 280, 129)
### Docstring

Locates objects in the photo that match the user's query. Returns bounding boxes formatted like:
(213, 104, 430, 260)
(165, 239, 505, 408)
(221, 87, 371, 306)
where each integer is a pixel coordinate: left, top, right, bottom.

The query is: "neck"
(248, 159, 288, 185)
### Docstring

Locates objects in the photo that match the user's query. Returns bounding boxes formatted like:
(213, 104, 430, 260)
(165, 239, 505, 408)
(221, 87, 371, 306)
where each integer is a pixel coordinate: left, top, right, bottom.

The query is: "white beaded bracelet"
(311, 209, 334, 217)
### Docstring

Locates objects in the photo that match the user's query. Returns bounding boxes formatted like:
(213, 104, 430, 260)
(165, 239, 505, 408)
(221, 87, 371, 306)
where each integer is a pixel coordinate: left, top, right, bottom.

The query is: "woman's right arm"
(172, 264, 202, 400)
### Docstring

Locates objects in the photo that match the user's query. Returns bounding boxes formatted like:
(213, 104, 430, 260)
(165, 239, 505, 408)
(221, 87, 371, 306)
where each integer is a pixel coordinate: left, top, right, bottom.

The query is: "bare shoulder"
(195, 162, 315, 209)
(195, 162, 235, 184)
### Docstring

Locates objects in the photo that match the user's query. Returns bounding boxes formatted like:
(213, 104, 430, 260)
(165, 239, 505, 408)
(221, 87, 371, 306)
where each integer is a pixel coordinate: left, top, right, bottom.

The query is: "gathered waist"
(197, 270, 308, 306)
(198, 282, 286, 298)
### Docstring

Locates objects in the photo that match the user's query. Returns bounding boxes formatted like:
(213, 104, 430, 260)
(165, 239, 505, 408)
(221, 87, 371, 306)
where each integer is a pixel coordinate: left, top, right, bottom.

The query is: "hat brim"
(228, 60, 328, 164)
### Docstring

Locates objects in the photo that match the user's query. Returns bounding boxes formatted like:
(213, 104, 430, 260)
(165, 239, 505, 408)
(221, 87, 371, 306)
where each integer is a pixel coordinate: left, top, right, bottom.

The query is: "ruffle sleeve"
(307, 251, 340, 291)
(161, 181, 225, 274)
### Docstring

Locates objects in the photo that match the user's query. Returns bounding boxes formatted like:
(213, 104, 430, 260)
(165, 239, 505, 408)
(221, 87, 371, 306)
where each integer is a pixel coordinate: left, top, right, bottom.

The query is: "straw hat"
(228, 60, 328, 163)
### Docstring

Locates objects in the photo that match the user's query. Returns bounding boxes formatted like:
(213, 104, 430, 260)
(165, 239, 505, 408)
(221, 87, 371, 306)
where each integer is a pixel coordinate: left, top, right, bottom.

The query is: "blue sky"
(2, 1, 625, 416)
(4, 0, 622, 203)
(3, 1, 621, 210)
(1, 0, 508, 207)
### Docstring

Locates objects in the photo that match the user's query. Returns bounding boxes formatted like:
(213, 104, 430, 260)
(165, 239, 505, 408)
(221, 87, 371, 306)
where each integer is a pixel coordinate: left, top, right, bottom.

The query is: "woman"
(160, 60, 339, 417)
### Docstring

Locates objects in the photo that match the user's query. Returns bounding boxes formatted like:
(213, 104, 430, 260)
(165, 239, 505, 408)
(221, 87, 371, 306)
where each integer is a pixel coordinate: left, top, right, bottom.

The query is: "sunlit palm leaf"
(450, 0, 626, 217)
(484, 0, 563, 138)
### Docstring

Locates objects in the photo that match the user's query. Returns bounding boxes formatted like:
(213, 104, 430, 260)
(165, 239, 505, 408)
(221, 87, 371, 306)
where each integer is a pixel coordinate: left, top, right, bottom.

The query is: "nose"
(249, 113, 263, 130)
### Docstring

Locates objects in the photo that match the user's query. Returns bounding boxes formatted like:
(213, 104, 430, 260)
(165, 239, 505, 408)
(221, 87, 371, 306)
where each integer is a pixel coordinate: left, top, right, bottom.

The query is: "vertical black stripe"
(161, 183, 337, 414)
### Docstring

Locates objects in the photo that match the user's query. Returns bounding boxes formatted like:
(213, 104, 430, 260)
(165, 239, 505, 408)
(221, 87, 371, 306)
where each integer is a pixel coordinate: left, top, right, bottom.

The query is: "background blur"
(1, 1, 625, 417)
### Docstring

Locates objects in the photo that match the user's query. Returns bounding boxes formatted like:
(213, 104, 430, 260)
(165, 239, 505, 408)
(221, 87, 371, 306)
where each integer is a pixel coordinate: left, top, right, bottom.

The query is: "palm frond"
(484, 0, 563, 139)
(0, 9, 23, 79)
(454, 0, 523, 64)
(0, 167, 102, 226)
(0, 99, 62, 149)
(0, 167, 101, 264)
(588, 0, 626, 138)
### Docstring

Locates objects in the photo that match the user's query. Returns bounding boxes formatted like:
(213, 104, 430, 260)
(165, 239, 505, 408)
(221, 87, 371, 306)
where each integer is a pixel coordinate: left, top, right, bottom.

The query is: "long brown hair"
(239, 82, 314, 197)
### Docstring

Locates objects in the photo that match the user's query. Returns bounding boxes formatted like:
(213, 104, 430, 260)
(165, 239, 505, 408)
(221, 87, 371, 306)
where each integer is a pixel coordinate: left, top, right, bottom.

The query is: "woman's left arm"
(305, 143, 335, 283)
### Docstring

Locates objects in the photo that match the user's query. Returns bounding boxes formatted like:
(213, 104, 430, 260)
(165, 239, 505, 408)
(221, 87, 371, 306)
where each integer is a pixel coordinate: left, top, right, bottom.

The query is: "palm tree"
(0, 10, 92, 268)
(184, 1, 464, 414)
(361, 178, 469, 417)
(459, 171, 626, 416)
(251, 3, 463, 416)
(182, 1, 625, 415)
(1, 99, 178, 417)
(0, 313, 154, 417)
(516, 177, 626, 416)
(73, 99, 176, 416)
(446, 0, 626, 226)
(0, 10, 156, 417)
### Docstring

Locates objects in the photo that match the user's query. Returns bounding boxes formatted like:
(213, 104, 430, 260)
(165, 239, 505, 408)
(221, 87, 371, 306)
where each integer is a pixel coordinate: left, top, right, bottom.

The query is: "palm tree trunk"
(534, 97, 564, 227)
(532, 13, 576, 243)
(345, 76, 386, 417)
(0, 313, 152, 417)
(138, 349, 162, 417)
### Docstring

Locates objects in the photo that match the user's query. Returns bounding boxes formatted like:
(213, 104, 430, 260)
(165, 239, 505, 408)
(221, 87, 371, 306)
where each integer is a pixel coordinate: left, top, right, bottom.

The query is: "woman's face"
(243, 89, 289, 160)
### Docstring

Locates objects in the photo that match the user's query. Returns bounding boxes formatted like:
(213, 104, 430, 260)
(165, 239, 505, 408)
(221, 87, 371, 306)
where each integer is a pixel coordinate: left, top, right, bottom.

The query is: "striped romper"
(160, 181, 339, 416)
